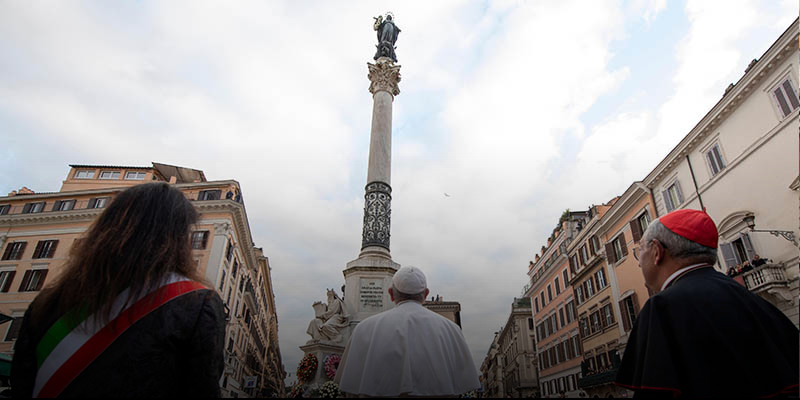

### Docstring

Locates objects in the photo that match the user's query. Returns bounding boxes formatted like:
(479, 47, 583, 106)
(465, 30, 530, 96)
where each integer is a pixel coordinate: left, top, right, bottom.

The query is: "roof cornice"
(596, 182, 649, 232)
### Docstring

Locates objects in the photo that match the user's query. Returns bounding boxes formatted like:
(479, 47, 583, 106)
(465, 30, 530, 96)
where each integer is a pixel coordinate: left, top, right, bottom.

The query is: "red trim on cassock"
(763, 383, 799, 398)
(614, 381, 682, 397)
(37, 281, 206, 398)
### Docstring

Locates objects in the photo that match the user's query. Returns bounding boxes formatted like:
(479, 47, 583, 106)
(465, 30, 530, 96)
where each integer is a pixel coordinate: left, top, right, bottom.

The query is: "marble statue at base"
(306, 289, 350, 345)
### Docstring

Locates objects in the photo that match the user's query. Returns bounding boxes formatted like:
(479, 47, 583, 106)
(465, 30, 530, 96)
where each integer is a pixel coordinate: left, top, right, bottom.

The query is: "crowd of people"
(727, 254, 770, 277)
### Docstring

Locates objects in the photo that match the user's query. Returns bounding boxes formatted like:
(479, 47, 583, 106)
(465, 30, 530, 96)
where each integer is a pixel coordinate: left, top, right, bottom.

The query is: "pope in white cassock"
(334, 266, 480, 397)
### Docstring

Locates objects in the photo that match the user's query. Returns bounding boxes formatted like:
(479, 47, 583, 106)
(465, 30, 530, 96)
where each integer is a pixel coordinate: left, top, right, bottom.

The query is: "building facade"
(566, 201, 626, 398)
(643, 19, 799, 325)
(480, 332, 505, 398)
(524, 211, 589, 398)
(0, 163, 285, 397)
(495, 297, 539, 398)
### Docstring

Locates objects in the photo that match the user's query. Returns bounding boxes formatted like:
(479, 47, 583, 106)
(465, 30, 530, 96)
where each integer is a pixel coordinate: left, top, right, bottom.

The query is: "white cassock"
(335, 300, 479, 397)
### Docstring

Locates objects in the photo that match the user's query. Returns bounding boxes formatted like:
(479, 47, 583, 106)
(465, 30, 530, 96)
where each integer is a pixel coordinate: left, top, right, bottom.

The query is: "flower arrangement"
(319, 380, 343, 398)
(288, 383, 305, 398)
(323, 354, 342, 380)
(296, 353, 318, 383)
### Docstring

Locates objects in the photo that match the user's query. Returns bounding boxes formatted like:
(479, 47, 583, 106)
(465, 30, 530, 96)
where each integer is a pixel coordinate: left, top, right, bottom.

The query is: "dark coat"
(615, 267, 799, 398)
(11, 287, 226, 398)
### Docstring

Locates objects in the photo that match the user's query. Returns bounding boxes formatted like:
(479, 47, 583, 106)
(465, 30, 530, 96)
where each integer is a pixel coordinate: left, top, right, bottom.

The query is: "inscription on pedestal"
(359, 278, 384, 312)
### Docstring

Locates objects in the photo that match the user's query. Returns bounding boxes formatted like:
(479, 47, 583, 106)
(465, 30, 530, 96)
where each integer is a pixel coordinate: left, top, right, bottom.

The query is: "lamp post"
(743, 215, 799, 248)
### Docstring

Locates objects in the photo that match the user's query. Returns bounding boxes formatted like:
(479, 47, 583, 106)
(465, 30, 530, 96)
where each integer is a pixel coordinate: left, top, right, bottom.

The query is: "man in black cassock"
(614, 209, 798, 398)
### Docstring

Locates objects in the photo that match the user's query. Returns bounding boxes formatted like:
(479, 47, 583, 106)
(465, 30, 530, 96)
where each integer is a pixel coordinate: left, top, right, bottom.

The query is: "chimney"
(168, 176, 177, 184)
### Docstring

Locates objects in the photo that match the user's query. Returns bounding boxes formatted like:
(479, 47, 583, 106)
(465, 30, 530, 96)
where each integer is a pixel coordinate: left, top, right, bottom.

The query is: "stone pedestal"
(298, 342, 346, 392)
(342, 256, 400, 324)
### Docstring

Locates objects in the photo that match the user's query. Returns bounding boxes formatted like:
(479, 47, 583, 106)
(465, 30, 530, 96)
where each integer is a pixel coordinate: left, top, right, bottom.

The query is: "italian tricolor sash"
(33, 275, 206, 398)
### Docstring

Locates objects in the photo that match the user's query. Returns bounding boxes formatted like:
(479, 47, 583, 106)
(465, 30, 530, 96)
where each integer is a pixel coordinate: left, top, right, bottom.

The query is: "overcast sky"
(0, 0, 795, 383)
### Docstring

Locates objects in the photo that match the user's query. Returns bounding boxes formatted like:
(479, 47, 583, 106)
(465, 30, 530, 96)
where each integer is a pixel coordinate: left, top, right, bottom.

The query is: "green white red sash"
(33, 275, 206, 397)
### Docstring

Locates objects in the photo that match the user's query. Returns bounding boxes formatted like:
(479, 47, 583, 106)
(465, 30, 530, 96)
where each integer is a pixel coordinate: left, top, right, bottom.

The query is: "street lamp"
(742, 215, 799, 248)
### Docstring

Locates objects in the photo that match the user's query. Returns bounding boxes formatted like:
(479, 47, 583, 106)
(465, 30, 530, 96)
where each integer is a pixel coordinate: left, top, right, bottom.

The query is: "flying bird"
(444, 193, 451, 197)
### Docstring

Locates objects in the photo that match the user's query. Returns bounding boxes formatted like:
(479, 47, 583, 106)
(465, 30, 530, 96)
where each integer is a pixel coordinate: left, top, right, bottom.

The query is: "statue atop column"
(373, 13, 400, 62)
(306, 289, 350, 345)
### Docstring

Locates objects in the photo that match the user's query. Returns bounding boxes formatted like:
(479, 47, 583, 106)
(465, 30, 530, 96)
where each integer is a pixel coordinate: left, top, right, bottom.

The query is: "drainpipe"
(686, 155, 706, 212)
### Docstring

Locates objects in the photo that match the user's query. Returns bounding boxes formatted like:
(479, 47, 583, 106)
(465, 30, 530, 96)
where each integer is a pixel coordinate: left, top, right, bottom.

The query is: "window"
(99, 171, 121, 179)
(590, 312, 600, 333)
(562, 269, 569, 286)
(528, 318, 534, 330)
(88, 197, 110, 209)
(607, 234, 628, 264)
(2, 242, 26, 261)
(0, 205, 8, 215)
(590, 236, 601, 255)
(550, 313, 558, 332)
(219, 269, 227, 291)
(585, 278, 595, 298)
(4, 317, 23, 341)
(720, 233, 755, 269)
(663, 181, 684, 212)
(565, 300, 575, 322)
(575, 286, 584, 305)
(558, 306, 565, 327)
(0, 270, 15, 292)
(18, 269, 48, 292)
(22, 202, 45, 214)
(547, 284, 553, 302)
(198, 190, 221, 201)
(596, 268, 607, 289)
(125, 171, 146, 180)
(705, 143, 726, 177)
(534, 297, 539, 313)
(630, 212, 651, 242)
(226, 240, 235, 262)
(75, 170, 95, 179)
(191, 231, 209, 250)
(52, 200, 75, 211)
(540, 291, 546, 307)
(602, 303, 615, 326)
(554, 277, 561, 295)
(772, 76, 800, 118)
(580, 317, 589, 336)
(579, 245, 588, 265)
(232, 259, 239, 278)
(619, 294, 640, 332)
(32, 240, 58, 259)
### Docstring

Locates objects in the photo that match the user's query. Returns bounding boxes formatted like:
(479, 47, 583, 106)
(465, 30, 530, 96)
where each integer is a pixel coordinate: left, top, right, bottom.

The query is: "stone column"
(341, 57, 402, 324)
(360, 57, 401, 260)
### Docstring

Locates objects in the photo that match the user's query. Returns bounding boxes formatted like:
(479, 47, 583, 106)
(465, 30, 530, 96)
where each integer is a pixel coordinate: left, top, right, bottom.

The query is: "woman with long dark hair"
(11, 182, 225, 397)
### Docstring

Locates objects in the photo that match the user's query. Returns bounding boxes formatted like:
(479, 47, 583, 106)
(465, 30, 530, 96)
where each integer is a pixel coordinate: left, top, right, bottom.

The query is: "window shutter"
(720, 243, 737, 269)
(1, 271, 15, 293)
(782, 80, 800, 109)
(88, 198, 97, 209)
(630, 219, 642, 242)
(774, 87, 792, 116)
(35, 270, 48, 290)
(51, 200, 62, 212)
(589, 238, 596, 256)
(619, 299, 630, 332)
(33, 241, 44, 259)
(2, 244, 13, 260)
(202, 232, 209, 249)
(18, 270, 31, 292)
(740, 233, 754, 261)
(674, 182, 684, 204)
(22, 204, 32, 214)
(619, 235, 628, 256)
(662, 190, 674, 212)
(632, 293, 640, 316)
(605, 242, 616, 264)
(568, 256, 575, 272)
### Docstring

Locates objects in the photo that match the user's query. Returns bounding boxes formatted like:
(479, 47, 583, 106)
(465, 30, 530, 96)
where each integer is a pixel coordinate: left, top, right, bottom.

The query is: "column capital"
(367, 58, 401, 96)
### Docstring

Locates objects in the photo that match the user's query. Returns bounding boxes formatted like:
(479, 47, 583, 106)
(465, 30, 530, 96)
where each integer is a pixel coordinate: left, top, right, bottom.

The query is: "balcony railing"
(742, 263, 789, 292)
(578, 367, 618, 388)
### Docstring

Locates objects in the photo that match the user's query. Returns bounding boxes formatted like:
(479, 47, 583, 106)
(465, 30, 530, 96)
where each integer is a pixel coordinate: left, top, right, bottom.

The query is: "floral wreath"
(319, 380, 342, 398)
(323, 354, 342, 380)
(296, 353, 318, 383)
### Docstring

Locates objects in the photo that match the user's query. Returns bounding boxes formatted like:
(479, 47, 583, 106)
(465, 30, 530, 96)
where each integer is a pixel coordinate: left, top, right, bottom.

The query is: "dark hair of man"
(42, 182, 203, 326)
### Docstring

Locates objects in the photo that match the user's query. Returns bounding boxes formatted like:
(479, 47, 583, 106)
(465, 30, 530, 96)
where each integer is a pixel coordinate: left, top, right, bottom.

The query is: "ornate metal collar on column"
(362, 181, 392, 250)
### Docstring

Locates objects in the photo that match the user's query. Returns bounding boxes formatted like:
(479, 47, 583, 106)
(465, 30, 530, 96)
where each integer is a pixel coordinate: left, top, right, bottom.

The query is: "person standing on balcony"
(615, 209, 798, 397)
(11, 183, 226, 397)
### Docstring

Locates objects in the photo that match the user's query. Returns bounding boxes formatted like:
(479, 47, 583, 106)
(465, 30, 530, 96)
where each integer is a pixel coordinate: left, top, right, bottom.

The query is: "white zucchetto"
(392, 266, 427, 294)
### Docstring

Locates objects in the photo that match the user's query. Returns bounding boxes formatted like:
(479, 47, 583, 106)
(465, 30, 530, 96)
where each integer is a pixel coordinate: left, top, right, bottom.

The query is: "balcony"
(742, 263, 794, 302)
(578, 367, 618, 388)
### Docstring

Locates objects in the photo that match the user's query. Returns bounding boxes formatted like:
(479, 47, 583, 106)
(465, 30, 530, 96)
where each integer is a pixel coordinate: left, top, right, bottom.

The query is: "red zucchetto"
(659, 209, 718, 249)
